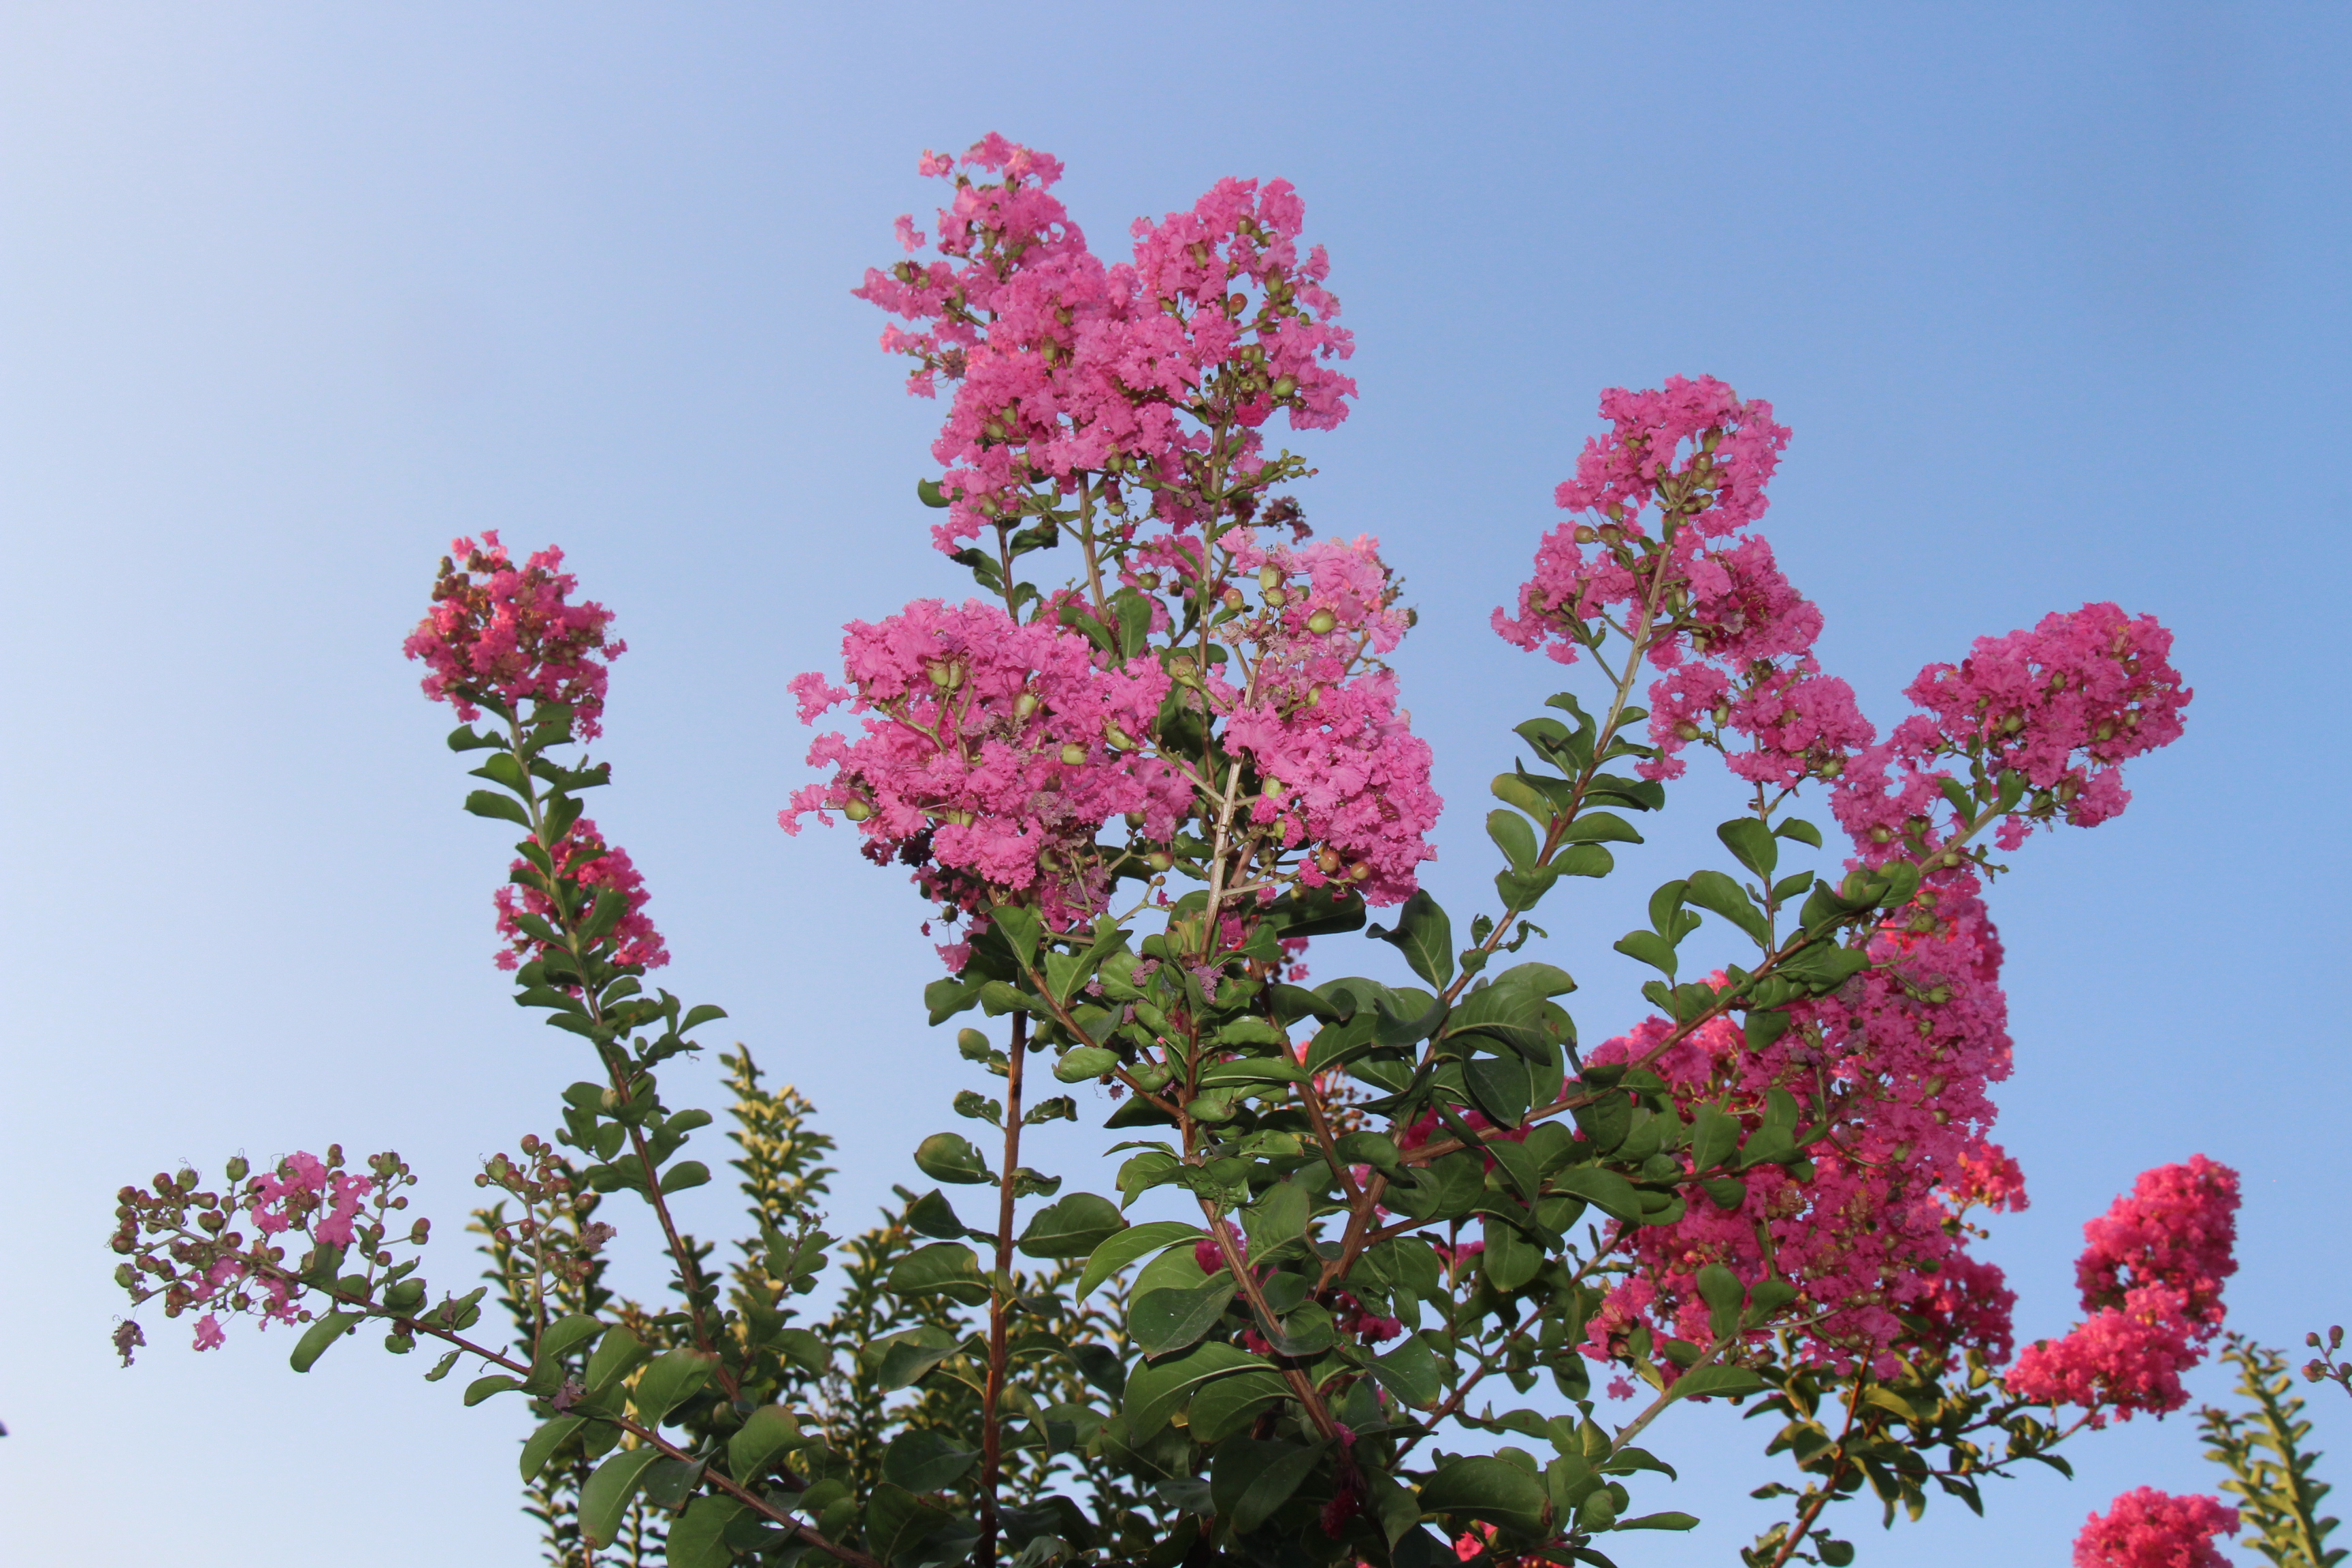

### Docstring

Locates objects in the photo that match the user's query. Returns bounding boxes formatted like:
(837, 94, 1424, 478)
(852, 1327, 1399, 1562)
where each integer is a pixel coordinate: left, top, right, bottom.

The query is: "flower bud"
(1169, 654, 1199, 685)
(1305, 609, 1337, 634)
(1124, 811, 1147, 828)
(1817, 757, 1844, 779)
(1316, 848, 1341, 875)
(928, 662, 953, 688)
(842, 797, 874, 822)
(1711, 702, 1731, 724)
(1105, 725, 1134, 751)
(1146, 850, 1173, 873)
(1258, 565, 1284, 591)
(1348, 861, 1372, 881)
(600, 1087, 623, 1111)
(1272, 375, 1296, 397)
(1014, 691, 1040, 719)
(1573, 525, 1598, 544)
(1674, 721, 1703, 742)
(1261, 778, 1286, 798)
(2057, 777, 2082, 802)
(1221, 586, 1245, 611)
(1136, 571, 1161, 590)
(1262, 586, 1288, 608)
(1061, 742, 1089, 766)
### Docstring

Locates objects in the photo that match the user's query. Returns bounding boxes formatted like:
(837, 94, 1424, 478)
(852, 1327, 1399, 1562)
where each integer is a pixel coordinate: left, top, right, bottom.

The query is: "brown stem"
(1198, 1201, 1343, 1444)
(1765, 1378, 1865, 1568)
(976, 1011, 1029, 1568)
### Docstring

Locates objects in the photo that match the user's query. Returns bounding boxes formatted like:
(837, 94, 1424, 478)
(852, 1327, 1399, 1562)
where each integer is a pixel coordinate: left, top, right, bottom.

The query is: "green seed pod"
(225, 1156, 250, 1183)
(1061, 742, 1090, 766)
(842, 798, 874, 822)
(1015, 691, 1040, 719)
(1146, 850, 1173, 873)
(1258, 565, 1284, 591)
(1262, 586, 1288, 608)
(1305, 608, 1336, 634)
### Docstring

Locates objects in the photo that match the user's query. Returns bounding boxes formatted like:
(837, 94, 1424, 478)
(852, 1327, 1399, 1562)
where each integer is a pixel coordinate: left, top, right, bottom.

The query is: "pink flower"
(403, 532, 624, 740)
(492, 817, 668, 975)
(2006, 1286, 2204, 1424)
(191, 1313, 226, 1352)
(783, 599, 1192, 940)
(2076, 1156, 2239, 1330)
(857, 136, 1355, 555)
(2074, 1488, 2238, 1568)
(1605, 1376, 1635, 1401)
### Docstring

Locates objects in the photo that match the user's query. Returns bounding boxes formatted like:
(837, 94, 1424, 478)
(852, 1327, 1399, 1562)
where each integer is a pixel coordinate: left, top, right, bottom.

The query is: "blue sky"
(2, 5, 2346, 1564)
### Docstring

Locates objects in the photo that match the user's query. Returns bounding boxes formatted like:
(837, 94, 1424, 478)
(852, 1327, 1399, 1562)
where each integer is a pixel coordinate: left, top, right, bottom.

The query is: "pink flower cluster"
(781, 598, 1191, 939)
(1834, 602, 2190, 854)
(1494, 378, 1872, 785)
(2006, 1158, 2239, 1424)
(1584, 873, 2025, 1371)
(493, 816, 669, 974)
(2074, 1488, 2239, 1568)
(403, 532, 624, 740)
(857, 134, 1356, 553)
(193, 1152, 370, 1353)
(1215, 536, 1439, 902)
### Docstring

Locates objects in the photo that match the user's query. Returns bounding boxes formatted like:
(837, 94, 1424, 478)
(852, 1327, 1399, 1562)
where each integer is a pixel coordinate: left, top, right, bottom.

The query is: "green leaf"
(1775, 817, 1824, 848)
(1487, 810, 1539, 872)
(463, 1373, 523, 1406)
(727, 1405, 805, 1482)
(535, 1313, 606, 1367)
(463, 789, 533, 828)
(1490, 961, 1577, 998)
(872, 1325, 962, 1391)
(1131, 1271, 1236, 1358)
(1446, 985, 1548, 1059)
(917, 476, 951, 508)
(1616, 1512, 1701, 1531)
(1054, 1045, 1119, 1082)
(1560, 811, 1644, 845)
(865, 1482, 956, 1563)
(629, 1348, 719, 1426)
(883, 1428, 981, 1491)
(661, 1159, 711, 1192)
(1551, 1166, 1645, 1221)
(1614, 930, 1678, 977)
(584, 1325, 649, 1391)
(1122, 1341, 1272, 1439)
(1685, 869, 1771, 948)
(1212, 1437, 1326, 1535)
(1667, 1365, 1765, 1403)
(1367, 1332, 1445, 1409)
(887, 1241, 990, 1306)
(912, 1131, 992, 1185)
(1198, 1056, 1310, 1086)
(1481, 1213, 1545, 1292)
(1186, 1369, 1292, 1444)
(1716, 818, 1778, 879)
(1077, 1221, 1202, 1301)
(580, 1446, 664, 1550)
(1369, 890, 1454, 989)
(1690, 1102, 1740, 1173)
(289, 1311, 361, 1373)
(521, 1415, 587, 1482)
(1017, 1192, 1126, 1260)
(1420, 1454, 1552, 1536)
(925, 975, 982, 1025)
(662, 1497, 743, 1568)
(992, 904, 1044, 964)
(1241, 1181, 1310, 1259)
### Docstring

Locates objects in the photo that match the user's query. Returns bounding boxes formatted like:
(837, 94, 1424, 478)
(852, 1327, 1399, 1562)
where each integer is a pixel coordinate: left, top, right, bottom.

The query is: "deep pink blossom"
(2074, 1488, 2238, 1568)
(783, 598, 1191, 936)
(493, 817, 668, 974)
(857, 135, 1355, 553)
(191, 1313, 225, 1352)
(403, 532, 623, 740)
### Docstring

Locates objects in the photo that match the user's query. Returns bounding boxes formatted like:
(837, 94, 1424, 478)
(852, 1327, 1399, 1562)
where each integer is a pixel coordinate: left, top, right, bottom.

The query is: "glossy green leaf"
(1369, 889, 1454, 989)
(581, 1447, 664, 1550)
(1419, 1454, 1551, 1536)
(463, 1373, 523, 1406)
(1666, 1365, 1765, 1403)
(883, 1428, 980, 1491)
(662, 1496, 743, 1568)
(872, 1325, 962, 1391)
(1550, 1166, 1645, 1222)
(584, 1325, 649, 1392)
(520, 1415, 587, 1482)
(1121, 1341, 1272, 1440)
(886, 1241, 990, 1306)
(1016, 1192, 1125, 1260)
(726, 1404, 804, 1482)
(1686, 868, 1771, 947)
(1054, 1045, 1119, 1082)
(1076, 1221, 1202, 1300)
(630, 1348, 719, 1426)
(1487, 809, 1539, 872)
(1185, 1369, 1292, 1444)
(912, 1131, 992, 1185)
(289, 1311, 361, 1373)
(1130, 1271, 1236, 1358)
(1212, 1437, 1326, 1535)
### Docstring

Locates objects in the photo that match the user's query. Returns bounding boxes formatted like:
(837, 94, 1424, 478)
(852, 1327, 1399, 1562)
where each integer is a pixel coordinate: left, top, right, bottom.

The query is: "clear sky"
(3, 5, 2346, 1564)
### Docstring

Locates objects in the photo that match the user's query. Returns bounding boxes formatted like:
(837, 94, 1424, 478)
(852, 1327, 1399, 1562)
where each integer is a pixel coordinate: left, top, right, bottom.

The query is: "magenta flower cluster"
(2007, 1156, 2240, 1423)
(857, 134, 1356, 554)
(403, 531, 624, 740)
(781, 598, 1192, 938)
(493, 815, 669, 975)
(2073, 1487, 2240, 1568)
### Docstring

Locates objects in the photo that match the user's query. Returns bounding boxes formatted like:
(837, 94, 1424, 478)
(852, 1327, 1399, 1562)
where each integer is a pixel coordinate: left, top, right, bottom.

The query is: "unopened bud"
(1262, 586, 1288, 608)
(1711, 702, 1731, 724)
(1348, 862, 1373, 882)
(1869, 826, 1893, 843)
(2001, 710, 2023, 734)
(1105, 725, 1134, 751)
(1125, 811, 1147, 828)
(1305, 609, 1337, 634)
(842, 797, 875, 822)
(1061, 742, 1090, 766)
(225, 1156, 249, 1183)
(1674, 721, 1703, 742)
(1271, 375, 1296, 397)
(1137, 570, 1162, 590)
(1316, 848, 1341, 875)
(1015, 691, 1040, 719)
(1146, 850, 1173, 873)
(1573, 525, 1598, 544)
(1262, 778, 1286, 798)
(1169, 655, 1199, 685)
(928, 662, 953, 688)
(1817, 757, 1844, 779)
(1221, 586, 1245, 611)
(1258, 565, 1284, 591)
(600, 1088, 623, 1111)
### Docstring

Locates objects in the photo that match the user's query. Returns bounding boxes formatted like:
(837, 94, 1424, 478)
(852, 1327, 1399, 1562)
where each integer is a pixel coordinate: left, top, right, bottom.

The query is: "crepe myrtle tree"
(108, 137, 2306, 1568)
